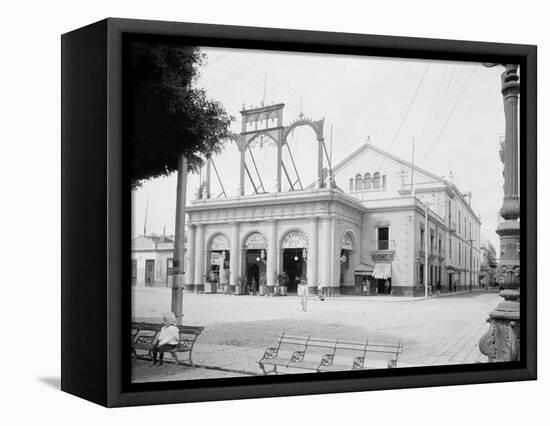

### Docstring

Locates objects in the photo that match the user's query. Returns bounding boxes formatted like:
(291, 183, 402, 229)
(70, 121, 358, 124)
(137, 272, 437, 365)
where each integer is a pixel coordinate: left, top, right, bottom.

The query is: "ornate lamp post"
(479, 63, 520, 362)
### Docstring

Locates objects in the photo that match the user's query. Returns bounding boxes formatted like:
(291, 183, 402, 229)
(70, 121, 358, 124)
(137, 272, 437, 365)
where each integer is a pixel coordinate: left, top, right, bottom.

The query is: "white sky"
(132, 46, 509, 250)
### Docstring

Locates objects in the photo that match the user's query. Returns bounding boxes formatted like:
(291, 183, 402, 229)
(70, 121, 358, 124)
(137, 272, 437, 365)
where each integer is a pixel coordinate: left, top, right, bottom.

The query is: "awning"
(354, 263, 374, 274)
(373, 263, 392, 279)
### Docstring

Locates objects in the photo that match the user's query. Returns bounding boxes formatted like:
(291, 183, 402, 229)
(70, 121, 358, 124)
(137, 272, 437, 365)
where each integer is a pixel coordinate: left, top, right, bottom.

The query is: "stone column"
(479, 63, 520, 362)
(320, 217, 332, 293)
(230, 222, 240, 288)
(329, 215, 339, 296)
(185, 224, 196, 291)
(266, 219, 278, 288)
(307, 217, 319, 294)
(193, 224, 205, 290)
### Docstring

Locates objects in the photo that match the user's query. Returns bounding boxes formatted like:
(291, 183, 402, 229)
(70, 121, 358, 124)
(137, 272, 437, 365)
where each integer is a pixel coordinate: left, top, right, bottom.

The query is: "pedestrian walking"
(317, 282, 325, 301)
(151, 312, 179, 366)
(298, 279, 308, 311)
(436, 280, 441, 296)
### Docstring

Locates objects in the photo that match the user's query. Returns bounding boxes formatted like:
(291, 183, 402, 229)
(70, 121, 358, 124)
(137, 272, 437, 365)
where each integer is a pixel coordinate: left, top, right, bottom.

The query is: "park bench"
(131, 322, 204, 367)
(258, 332, 403, 375)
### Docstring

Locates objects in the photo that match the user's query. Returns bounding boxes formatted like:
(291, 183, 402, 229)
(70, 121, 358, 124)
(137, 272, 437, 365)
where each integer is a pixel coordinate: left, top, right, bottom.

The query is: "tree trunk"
(171, 154, 187, 325)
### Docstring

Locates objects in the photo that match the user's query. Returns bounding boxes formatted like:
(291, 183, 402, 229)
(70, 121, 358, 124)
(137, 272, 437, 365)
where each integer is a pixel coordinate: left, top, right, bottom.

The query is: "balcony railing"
(449, 222, 457, 233)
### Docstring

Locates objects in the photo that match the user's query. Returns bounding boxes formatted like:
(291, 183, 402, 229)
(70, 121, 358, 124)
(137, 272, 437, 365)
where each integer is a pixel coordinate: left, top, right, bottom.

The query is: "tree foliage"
(130, 42, 233, 189)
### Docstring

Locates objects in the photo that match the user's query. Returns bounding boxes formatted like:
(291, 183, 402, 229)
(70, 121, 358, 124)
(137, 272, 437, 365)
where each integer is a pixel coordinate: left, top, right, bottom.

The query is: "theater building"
(182, 104, 481, 296)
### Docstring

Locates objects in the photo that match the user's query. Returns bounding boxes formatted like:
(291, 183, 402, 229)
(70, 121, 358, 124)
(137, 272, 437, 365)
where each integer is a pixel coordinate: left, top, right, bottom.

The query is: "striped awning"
(373, 263, 392, 279)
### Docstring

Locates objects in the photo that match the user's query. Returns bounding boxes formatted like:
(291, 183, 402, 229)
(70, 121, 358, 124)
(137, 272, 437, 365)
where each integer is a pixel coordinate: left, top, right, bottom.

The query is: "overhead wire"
(420, 64, 465, 150)
(415, 63, 452, 148)
(421, 65, 478, 163)
(378, 62, 431, 173)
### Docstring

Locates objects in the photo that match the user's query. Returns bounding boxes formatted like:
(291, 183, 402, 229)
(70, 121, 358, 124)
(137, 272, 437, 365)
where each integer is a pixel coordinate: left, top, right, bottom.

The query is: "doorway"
(145, 259, 155, 287)
(282, 248, 306, 293)
(376, 278, 391, 295)
(245, 249, 265, 294)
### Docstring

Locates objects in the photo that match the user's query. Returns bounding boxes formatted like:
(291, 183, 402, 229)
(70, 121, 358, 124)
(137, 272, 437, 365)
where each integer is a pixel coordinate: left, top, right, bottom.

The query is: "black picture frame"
(61, 17, 537, 407)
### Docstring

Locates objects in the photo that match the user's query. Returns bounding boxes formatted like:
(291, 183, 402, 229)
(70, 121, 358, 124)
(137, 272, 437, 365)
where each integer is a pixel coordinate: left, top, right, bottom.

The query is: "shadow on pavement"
(38, 377, 61, 389)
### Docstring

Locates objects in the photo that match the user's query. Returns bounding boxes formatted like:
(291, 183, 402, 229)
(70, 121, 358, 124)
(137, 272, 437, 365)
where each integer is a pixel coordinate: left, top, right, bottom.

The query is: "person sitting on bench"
(151, 312, 179, 366)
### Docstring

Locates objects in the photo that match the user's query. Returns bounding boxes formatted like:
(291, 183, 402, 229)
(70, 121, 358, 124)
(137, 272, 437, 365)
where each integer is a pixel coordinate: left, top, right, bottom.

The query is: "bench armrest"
(319, 353, 334, 367)
(260, 347, 279, 360)
(290, 350, 305, 363)
(353, 356, 365, 369)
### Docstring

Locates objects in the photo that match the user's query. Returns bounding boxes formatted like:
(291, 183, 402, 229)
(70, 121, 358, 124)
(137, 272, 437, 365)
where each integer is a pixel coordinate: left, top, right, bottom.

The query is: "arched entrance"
(281, 230, 309, 294)
(207, 234, 230, 291)
(243, 232, 268, 295)
(339, 231, 356, 294)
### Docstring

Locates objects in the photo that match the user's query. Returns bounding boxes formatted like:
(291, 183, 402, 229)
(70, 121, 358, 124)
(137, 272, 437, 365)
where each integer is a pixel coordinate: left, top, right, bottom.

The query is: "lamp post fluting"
(479, 63, 521, 362)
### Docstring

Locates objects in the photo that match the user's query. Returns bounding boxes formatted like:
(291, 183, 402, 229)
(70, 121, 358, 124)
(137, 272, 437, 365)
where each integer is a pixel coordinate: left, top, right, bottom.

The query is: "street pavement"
(132, 288, 501, 383)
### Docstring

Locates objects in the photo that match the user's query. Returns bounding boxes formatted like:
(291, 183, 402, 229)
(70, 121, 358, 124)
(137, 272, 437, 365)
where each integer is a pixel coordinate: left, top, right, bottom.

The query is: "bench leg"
(171, 351, 179, 365)
(259, 362, 267, 375)
(259, 362, 277, 375)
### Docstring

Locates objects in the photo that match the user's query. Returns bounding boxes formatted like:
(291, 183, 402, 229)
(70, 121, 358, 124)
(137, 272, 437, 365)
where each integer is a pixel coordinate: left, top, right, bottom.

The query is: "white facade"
(332, 142, 482, 292)
(131, 235, 179, 287)
(182, 142, 482, 296)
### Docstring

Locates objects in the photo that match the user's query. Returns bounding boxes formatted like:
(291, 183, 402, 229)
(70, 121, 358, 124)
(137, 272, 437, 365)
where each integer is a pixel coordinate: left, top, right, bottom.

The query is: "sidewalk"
(133, 327, 487, 383)
(335, 289, 474, 303)
(132, 290, 498, 382)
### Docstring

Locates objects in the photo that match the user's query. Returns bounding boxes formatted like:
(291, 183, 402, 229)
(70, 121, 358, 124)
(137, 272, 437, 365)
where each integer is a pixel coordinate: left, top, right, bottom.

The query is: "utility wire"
(421, 64, 464, 149)
(416, 64, 452, 147)
(204, 57, 268, 92)
(378, 63, 431, 172)
(421, 65, 478, 162)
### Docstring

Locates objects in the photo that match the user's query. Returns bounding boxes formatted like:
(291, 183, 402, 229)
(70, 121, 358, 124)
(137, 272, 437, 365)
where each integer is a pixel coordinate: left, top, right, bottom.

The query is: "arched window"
(373, 172, 381, 189)
(364, 173, 372, 190)
(349, 178, 354, 192)
(382, 175, 387, 188)
(355, 174, 363, 191)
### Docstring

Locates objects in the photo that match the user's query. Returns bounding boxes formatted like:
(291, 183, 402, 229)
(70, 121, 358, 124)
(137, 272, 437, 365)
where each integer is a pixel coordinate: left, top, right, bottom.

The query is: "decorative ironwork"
(372, 253, 394, 262)
(290, 350, 305, 363)
(282, 230, 308, 249)
(341, 233, 354, 251)
(245, 232, 268, 249)
(263, 347, 279, 360)
(320, 353, 334, 367)
(210, 234, 230, 251)
(178, 339, 194, 352)
(352, 356, 365, 369)
(136, 335, 155, 345)
(248, 132, 278, 149)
